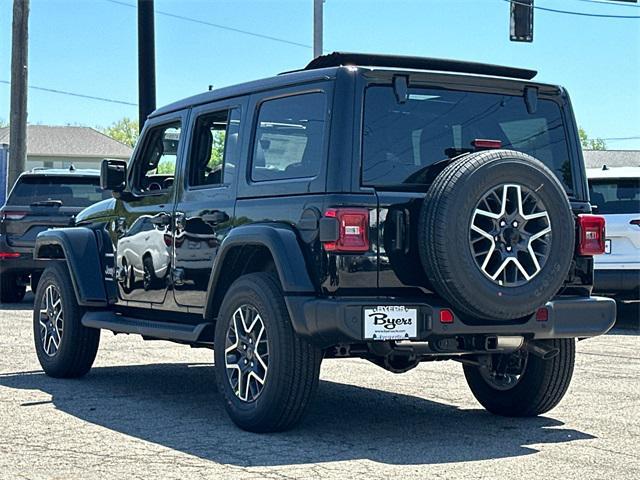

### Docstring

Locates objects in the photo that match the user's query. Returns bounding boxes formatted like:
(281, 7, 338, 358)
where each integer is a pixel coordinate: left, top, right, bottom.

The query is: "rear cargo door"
(361, 83, 576, 293)
(1, 175, 109, 247)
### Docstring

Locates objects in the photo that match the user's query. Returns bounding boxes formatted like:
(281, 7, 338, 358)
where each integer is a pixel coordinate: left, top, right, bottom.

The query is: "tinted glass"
(7, 176, 111, 207)
(134, 122, 181, 193)
(251, 92, 326, 182)
(589, 179, 640, 214)
(188, 108, 240, 187)
(363, 86, 573, 192)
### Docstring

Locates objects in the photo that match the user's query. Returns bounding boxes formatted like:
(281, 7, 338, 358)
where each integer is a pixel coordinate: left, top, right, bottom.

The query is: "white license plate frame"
(363, 306, 418, 341)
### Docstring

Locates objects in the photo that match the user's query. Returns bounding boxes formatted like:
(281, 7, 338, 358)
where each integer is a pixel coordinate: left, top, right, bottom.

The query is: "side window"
(188, 108, 240, 187)
(134, 122, 181, 193)
(251, 92, 326, 182)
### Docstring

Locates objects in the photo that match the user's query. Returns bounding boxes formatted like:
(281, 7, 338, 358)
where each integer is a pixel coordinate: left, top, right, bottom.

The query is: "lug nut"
(506, 246, 512, 252)
(499, 220, 506, 227)
(494, 236, 499, 241)
(243, 345, 247, 350)
(244, 359, 248, 365)
(250, 362, 254, 367)
(512, 221, 519, 227)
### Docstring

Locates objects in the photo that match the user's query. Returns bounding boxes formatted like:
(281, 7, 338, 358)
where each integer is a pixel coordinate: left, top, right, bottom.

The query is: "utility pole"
(8, 0, 29, 190)
(138, 0, 156, 131)
(313, 0, 323, 59)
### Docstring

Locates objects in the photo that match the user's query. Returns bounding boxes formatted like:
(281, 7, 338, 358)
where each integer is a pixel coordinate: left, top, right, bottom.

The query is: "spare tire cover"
(418, 149, 575, 320)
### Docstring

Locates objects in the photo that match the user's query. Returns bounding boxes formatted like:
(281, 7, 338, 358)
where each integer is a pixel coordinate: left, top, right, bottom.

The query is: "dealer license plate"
(363, 306, 418, 341)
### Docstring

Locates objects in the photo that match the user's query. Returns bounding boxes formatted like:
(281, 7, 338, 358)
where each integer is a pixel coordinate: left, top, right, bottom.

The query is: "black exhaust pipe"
(526, 341, 560, 360)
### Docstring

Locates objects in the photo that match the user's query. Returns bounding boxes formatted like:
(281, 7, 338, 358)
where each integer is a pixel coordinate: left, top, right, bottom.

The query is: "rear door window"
(589, 179, 640, 214)
(7, 176, 111, 207)
(362, 86, 573, 193)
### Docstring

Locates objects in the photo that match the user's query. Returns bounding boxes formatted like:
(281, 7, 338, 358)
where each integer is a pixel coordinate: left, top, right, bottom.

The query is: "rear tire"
(33, 263, 100, 378)
(463, 339, 575, 416)
(142, 255, 157, 291)
(214, 272, 322, 432)
(0, 273, 26, 303)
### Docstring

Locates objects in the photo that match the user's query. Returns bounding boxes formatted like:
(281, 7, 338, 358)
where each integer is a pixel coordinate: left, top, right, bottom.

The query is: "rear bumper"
(594, 269, 640, 295)
(286, 295, 617, 348)
(0, 239, 41, 276)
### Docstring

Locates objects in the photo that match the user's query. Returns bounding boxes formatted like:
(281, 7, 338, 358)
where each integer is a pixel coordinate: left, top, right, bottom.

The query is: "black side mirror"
(101, 158, 127, 192)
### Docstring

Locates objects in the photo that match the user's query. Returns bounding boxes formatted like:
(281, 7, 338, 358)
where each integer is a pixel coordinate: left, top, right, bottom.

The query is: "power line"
(105, 0, 313, 49)
(505, 0, 640, 18)
(569, 0, 640, 8)
(0, 80, 137, 106)
(601, 135, 640, 141)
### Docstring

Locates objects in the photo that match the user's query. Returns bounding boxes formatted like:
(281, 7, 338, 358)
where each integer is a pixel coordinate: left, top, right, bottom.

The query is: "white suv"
(587, 166, 640, 298)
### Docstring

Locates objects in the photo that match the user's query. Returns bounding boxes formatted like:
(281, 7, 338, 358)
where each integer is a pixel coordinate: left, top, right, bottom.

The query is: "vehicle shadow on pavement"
(0, 292, 34, 312)
(0, 362, 595, 466)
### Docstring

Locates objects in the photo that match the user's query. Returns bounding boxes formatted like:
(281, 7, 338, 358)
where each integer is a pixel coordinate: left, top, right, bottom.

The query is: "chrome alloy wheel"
(39, 284, 64, 357)
(470, 184, 552, 287)
(224, 304, 269, 402)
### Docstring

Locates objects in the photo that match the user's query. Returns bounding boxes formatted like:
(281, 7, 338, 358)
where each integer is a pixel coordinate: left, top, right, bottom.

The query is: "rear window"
(362, 86, 573, 193)
(589, 178, 640, 214)
(7, 176, 111, 207)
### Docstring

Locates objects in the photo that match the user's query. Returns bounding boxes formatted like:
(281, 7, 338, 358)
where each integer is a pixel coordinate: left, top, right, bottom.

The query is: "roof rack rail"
(304, 52, 537, 81)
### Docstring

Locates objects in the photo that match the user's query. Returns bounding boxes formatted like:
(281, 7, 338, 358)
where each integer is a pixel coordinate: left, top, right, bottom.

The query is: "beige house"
(0, 125, 132, 170)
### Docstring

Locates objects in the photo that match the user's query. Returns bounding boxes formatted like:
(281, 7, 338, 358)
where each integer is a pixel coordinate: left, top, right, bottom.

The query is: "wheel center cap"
(503, 227, 520, 246)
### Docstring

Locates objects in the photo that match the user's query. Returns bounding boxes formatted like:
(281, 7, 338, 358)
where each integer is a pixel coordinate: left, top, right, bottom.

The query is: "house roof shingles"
(0, 125, 132, 159)
(582, 149, 640, 169)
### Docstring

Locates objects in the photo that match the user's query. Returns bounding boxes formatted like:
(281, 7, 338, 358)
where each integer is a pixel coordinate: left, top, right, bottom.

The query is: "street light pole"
(8, 0, 29, 190)
(313, 0, 323, 59)
(138, 0, 156, 131)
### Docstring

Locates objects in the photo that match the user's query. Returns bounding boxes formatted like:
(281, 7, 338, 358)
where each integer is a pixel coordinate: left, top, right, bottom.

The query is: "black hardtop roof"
(151, 52, 543, 119)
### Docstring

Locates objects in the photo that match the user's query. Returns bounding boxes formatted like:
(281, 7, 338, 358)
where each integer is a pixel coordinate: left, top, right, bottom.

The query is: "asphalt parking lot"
(0, 293, 638, 480)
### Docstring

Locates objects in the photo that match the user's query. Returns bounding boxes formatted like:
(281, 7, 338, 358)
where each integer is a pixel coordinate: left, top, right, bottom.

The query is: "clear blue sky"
(1, 0, 639, 148)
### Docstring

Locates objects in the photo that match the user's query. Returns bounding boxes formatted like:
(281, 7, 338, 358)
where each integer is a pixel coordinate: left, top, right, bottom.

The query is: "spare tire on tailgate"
(418, 149, 574, 320)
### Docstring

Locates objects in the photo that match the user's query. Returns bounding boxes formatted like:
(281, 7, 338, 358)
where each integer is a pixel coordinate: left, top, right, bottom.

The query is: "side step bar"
(82, 311, 211, 343)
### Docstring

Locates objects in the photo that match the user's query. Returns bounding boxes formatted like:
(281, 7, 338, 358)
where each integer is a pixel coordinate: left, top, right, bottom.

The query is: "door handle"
(202, 211, 229, 225)
(174, 212, 186, 230)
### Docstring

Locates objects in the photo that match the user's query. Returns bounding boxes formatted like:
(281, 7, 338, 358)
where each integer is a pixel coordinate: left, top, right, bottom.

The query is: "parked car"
(0, 167, 111, 303)
(587, 166, 640, 299)
(32, 52, 615, 432)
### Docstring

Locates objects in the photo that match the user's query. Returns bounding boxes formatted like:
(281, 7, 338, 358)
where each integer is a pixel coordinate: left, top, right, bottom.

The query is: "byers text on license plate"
(363, 306, 418, 341)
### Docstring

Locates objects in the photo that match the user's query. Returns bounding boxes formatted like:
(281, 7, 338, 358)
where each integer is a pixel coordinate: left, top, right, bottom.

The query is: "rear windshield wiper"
(30, 200, 63, 208)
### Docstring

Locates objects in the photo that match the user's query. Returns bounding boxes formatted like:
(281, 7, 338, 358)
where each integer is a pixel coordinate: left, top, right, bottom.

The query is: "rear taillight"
(439, 309, 454, 324)
(1, 210, 27, 221)
(577, 214, 606, 255)
(322, 208, 369, 253)
(0, 252, 20, 260)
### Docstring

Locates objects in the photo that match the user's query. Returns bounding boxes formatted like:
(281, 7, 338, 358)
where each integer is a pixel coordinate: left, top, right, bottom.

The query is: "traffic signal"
(510, 0, 534, 42)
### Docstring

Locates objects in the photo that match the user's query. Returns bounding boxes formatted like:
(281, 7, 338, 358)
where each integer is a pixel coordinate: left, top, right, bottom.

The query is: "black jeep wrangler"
(32, 53, 615, 432)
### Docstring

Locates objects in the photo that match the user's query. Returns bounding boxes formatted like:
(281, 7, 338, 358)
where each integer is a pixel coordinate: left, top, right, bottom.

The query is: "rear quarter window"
(251, 92, 326, 182)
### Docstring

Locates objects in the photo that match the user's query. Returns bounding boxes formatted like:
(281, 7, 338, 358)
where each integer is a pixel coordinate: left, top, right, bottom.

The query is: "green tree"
(102, 117, 139, 148)
(579, 127, 606, 151)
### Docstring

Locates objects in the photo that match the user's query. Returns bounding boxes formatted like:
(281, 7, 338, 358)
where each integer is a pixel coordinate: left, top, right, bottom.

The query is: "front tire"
(463, 339, 575, 417)
(33, 263, 100, 378)
(214, 273, 322, 432)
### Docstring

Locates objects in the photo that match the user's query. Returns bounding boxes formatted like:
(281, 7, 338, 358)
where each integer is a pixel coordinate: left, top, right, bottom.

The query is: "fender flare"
(204, 224, 316, 319)
(34, 227, 108, 307)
